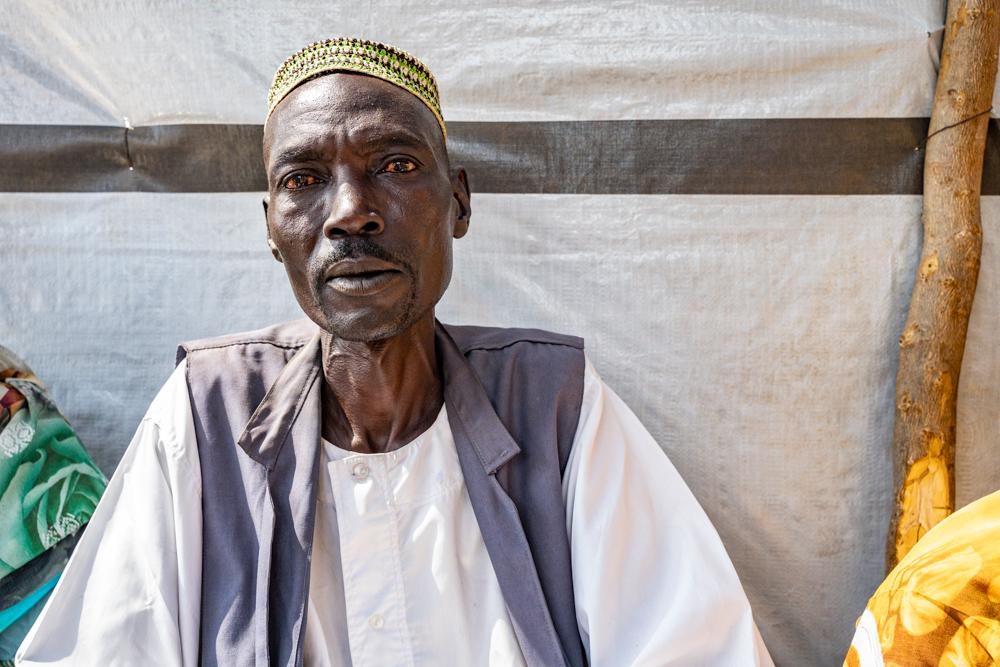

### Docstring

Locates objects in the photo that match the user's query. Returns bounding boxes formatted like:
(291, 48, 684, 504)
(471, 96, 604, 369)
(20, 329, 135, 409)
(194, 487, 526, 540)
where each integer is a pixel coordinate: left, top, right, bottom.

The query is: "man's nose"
(322, 178, 385, 238)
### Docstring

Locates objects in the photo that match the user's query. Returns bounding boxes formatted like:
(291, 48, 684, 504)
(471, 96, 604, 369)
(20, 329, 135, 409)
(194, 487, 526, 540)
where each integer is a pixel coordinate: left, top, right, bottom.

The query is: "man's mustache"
(311, 237, 410, 287)
(327, 237, 402, 265)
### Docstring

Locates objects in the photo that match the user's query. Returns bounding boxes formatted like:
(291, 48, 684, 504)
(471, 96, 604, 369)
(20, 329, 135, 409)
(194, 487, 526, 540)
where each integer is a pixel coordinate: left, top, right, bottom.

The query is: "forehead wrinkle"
(309, 99, 438, 153)
(267, 121, 432, 171)
(347, 123, 436, 154)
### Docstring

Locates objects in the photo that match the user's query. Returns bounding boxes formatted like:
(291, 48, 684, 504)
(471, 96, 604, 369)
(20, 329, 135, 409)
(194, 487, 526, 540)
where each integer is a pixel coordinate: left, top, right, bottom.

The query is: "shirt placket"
(329, 454, 414, 667)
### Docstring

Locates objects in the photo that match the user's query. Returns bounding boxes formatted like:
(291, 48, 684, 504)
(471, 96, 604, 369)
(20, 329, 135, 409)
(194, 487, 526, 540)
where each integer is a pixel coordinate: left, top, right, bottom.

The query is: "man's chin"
(313, 307, 417, 343)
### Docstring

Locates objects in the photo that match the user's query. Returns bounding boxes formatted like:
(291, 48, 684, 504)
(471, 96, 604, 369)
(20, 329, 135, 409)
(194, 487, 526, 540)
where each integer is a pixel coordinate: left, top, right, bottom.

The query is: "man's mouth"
(324, 259, 403, 296)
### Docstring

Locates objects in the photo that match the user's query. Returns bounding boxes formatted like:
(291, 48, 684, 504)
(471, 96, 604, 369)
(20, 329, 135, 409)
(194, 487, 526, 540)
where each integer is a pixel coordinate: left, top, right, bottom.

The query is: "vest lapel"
(235, 332, 323, 667)
(436, 324, 570, 667)
(236, 331, 322, 471)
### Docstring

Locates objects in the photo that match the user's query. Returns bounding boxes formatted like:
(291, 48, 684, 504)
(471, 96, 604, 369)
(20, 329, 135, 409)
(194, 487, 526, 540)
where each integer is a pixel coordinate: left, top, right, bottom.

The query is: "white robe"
(17, 355, 772, 666)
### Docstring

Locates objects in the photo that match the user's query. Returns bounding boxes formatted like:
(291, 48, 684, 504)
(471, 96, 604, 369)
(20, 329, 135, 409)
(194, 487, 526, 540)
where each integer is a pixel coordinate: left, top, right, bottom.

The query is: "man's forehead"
(284, 74, 430, 121)
(263, 74, 445, 167)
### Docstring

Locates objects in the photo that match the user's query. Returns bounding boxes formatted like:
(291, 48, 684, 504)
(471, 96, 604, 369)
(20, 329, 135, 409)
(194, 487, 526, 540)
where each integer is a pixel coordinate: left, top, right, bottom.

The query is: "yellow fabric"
(845, 489, 1000, 666)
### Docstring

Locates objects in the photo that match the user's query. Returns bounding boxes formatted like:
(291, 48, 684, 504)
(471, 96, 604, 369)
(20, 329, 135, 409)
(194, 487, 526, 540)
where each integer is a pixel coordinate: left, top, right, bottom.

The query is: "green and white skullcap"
(267, 38, 446, 138)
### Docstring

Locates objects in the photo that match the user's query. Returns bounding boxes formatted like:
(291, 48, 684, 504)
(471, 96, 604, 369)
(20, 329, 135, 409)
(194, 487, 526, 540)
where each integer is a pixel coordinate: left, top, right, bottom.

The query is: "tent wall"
(2, 2, 998, 664)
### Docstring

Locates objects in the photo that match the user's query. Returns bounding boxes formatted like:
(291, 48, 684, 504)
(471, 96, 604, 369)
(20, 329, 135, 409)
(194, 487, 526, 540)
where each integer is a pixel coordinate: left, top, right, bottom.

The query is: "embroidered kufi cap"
(267, 38, 446, 139)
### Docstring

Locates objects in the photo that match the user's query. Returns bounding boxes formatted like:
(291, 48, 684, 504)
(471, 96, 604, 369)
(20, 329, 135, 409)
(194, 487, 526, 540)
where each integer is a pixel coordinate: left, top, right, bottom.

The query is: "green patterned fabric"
(267, 38, 446, 138)
(0, 348, 106, 581)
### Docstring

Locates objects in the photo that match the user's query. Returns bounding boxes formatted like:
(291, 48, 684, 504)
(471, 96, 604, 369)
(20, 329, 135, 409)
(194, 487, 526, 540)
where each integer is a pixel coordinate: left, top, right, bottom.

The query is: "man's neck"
(319, 315, 443, 454)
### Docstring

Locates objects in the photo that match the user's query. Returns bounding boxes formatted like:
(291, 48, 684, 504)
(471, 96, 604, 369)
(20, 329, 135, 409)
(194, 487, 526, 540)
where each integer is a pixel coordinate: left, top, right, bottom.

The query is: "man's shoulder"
(174, 319, 585, 365)
(176, 318, 317, 363)
(443, 322, 584, 354)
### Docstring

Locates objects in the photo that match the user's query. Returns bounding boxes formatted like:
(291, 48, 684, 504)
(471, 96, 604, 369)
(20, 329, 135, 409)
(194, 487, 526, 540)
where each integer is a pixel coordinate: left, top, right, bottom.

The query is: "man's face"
(262, 72, 470, 342)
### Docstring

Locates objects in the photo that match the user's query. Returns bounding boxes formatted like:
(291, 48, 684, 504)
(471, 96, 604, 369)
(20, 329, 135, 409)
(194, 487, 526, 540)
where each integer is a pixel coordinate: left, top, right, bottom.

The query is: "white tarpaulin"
(2, 2, 999, 665)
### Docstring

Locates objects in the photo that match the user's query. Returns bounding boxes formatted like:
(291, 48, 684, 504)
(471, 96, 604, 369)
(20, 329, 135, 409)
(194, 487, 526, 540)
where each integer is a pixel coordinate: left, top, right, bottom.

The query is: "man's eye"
(282, 173, 322, 190)
(382, 159, 417, 174)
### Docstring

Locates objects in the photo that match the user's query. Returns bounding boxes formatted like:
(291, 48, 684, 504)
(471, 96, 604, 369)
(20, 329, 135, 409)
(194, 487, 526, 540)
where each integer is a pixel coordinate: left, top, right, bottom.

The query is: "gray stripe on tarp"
(0, 119, 997, 194)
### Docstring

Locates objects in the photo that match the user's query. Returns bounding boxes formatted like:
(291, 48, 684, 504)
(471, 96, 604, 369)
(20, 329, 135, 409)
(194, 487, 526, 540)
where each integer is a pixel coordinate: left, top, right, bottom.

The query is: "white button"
(351, 462, 370, 481)
(368, 613, 384, 629)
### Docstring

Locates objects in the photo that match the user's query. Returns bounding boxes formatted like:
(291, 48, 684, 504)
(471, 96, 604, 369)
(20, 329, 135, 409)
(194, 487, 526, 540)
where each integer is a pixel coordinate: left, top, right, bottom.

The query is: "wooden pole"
(887, 0, 1000, 570)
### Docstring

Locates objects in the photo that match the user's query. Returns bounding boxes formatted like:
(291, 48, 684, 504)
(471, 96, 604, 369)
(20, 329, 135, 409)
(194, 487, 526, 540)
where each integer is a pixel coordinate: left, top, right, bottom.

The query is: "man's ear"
(451, 167, 471, 239)
(263, 196, 283, 263)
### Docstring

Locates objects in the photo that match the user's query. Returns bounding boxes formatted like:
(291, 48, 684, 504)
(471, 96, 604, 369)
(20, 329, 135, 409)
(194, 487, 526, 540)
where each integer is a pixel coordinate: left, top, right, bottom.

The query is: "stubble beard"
(315, 282, 423, 343)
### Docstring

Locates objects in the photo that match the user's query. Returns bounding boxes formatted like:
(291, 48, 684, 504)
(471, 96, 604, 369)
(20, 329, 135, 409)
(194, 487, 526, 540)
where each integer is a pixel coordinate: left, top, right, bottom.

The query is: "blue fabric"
(0, 574, 58, 634)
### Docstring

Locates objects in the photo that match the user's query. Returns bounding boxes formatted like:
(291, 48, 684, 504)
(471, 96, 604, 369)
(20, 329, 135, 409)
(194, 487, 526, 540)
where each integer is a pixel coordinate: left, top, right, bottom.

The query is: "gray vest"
(177, 319, 588, 667)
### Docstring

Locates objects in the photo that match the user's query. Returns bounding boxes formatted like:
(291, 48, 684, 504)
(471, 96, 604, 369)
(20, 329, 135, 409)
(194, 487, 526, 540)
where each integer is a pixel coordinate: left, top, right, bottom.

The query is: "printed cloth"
(0, 345, 106, 656)
(845, 488, 1000, 667)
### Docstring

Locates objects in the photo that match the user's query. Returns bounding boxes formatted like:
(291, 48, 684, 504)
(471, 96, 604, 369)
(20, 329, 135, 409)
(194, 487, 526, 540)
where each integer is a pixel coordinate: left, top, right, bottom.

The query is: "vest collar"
(435, 324, 521, 473)
(234, 321, 521, 474)
(235, 330, 322, 470)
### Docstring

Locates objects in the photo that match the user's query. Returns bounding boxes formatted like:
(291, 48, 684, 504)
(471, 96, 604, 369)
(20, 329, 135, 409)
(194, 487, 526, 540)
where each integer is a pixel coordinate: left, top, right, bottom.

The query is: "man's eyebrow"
(269, 146, 325, 172)
(357, 129, 433, 153)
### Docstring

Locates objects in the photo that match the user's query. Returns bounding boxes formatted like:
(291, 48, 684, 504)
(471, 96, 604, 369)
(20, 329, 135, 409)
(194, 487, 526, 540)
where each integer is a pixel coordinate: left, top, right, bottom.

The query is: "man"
(17, 39, 772, 666)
